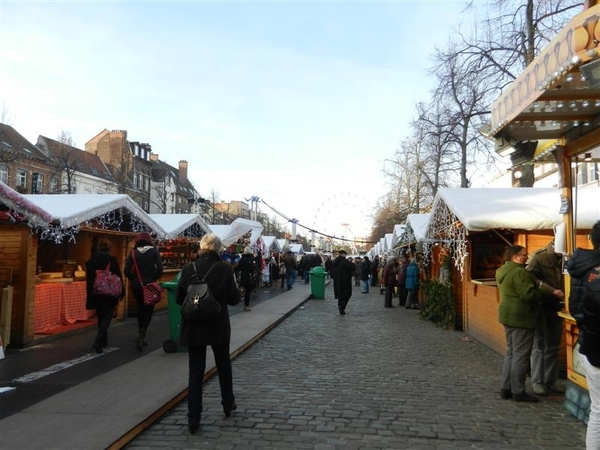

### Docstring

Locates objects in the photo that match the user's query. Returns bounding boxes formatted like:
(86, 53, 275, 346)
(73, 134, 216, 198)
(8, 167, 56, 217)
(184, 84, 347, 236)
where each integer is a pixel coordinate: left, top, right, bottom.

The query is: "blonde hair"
(200, 233, 223, 252)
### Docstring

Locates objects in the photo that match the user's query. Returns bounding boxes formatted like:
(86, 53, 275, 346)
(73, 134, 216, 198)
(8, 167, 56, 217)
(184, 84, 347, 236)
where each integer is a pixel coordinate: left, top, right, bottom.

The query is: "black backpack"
(181, 262, 222, 322)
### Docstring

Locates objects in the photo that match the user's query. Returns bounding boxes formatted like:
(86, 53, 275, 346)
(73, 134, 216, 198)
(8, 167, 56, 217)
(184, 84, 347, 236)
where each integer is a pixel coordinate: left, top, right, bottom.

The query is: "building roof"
(36, 135, 114, 181)
(0, 123, 52, 163)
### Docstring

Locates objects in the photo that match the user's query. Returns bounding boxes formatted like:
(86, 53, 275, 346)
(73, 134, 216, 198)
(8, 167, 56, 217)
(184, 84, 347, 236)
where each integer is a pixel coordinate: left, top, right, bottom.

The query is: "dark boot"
(134, 329, 146, 352)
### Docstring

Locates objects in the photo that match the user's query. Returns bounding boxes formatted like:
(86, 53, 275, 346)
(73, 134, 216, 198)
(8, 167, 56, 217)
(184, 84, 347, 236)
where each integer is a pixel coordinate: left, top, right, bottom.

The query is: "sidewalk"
(127, 286, 587, 450)
(0, 282, 313, 450)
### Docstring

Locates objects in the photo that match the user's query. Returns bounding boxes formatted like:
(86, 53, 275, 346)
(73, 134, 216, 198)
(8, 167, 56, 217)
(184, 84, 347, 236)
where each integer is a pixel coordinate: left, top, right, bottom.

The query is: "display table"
(35, 282, 95, 333)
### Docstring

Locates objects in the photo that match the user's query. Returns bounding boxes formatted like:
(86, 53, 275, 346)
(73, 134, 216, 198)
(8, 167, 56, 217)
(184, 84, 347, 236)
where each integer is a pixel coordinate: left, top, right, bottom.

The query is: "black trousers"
(187, 344, 235, 424)
(132, 284, 155, 332)
(95, 304, 115, 345)
(384, 285, 394, 307)
(338, 296, 350, 312)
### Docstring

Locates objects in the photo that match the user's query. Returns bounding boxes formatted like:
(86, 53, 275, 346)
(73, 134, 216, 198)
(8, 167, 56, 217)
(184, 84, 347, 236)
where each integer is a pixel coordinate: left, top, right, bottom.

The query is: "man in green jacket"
(496, 245, 561, 402)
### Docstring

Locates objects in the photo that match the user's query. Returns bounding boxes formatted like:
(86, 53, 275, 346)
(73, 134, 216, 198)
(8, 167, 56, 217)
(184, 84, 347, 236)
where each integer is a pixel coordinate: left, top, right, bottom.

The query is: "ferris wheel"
(312, 193, 372, 252)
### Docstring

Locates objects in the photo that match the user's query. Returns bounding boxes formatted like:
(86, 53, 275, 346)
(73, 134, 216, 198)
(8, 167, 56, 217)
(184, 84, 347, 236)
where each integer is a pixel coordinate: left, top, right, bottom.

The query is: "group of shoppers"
(496, 225, 600, 417)
(85, 232, 163, 354)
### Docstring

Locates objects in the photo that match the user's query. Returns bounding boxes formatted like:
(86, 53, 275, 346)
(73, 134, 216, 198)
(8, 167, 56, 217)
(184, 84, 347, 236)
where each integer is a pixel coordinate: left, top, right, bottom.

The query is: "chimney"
(150, 153, 159, 162)
(179, 160, 188, 182)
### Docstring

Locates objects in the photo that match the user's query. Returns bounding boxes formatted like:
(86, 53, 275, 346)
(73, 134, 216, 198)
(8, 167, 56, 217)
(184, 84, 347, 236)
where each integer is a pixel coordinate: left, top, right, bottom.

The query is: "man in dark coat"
(176, 233, 241, 434)
(331, 249, 355, 315)
(567, 220, 600, 448)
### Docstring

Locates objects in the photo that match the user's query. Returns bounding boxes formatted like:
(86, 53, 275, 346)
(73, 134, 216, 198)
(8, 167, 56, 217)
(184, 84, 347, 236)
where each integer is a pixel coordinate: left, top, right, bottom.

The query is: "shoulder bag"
(132, 250, 163, 306)
(93, 261, 123, 297)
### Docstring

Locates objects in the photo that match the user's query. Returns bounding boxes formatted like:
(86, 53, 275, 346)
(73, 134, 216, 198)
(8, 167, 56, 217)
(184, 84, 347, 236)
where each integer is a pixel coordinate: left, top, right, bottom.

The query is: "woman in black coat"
(176, 233, 241, 434)
(85, 239, 124, 353)
(124, 232, 164, 352)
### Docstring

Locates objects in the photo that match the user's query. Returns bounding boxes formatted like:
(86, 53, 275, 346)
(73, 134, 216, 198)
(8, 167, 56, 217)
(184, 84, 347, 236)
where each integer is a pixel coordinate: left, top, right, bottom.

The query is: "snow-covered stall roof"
(407, 214, 431, 240)
(148, 213, 211, 239)
(21, 194, 166, 241)
(0, 181, 53, 226)
(277, 239, 288, 252)
(261, 236, 281, 253)
(385, 233, 394, 252)
(208, 218, 264, 248)
(429, 187, 599, 234)
(427, 187, 600, 278)
(289, 243, 305, 255)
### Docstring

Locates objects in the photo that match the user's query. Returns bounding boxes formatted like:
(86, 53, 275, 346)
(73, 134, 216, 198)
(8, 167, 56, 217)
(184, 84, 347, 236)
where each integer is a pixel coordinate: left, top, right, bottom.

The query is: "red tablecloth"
(61, 282, 94, 324)
(34, 284, 63, 333)
(35, 282, 95, 333)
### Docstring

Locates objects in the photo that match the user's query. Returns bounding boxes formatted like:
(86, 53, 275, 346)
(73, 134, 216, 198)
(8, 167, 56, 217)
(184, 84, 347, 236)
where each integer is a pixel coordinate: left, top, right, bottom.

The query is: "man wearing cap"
(331, 249, 355, 315)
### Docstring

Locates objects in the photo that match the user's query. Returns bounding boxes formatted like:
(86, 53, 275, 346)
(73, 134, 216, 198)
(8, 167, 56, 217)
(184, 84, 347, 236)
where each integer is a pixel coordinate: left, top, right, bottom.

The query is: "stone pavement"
(126, 287, 587, 450)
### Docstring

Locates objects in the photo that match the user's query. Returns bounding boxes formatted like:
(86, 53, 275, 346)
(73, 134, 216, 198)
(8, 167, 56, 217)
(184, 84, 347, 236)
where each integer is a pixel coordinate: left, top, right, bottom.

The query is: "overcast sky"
(0, 0, 474, 239)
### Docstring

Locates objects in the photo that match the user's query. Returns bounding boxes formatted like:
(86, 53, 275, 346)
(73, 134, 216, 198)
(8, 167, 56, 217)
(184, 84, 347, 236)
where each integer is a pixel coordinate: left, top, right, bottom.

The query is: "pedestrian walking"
(284, 251, 297, 290)
(526, 239, 566, 396)
(383, 256, 397, 308)
(175, 233, 241, 434)
(237, 247, 256, 311)
(331, 249, 354, 315)
(371, 255, 380, 287)
(567, 219, 600, 449)
(360, 255, 371, 293)
(85, 239, 124, 353)
(405, 256, 420, 309)
(124, 232, 164, 352)
(397, 253, 408, 307)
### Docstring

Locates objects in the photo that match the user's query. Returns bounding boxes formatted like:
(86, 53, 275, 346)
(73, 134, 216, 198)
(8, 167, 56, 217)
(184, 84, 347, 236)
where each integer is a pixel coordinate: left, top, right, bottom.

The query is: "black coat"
(567, 247, 600, 364)
(176, 250, 241, 346)
(124, 246, 163, 286)
(237, 253, 256, 285)
(331, 256, 354, 299)
(85, 251, 124, 310)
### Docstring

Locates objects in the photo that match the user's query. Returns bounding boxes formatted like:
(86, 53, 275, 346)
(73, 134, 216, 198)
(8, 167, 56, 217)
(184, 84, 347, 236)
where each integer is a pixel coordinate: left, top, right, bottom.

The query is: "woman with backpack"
(175, 233, 241, 434)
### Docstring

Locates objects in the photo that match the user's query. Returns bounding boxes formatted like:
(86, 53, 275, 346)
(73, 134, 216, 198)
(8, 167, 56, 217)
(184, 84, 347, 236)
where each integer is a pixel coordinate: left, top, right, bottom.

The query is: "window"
(0, 164, 7, 184)
(49, 176, 58, 193)
(134, 173, 139, 189)
(17, 169, 27, 188)
(32, 173, 44, 194)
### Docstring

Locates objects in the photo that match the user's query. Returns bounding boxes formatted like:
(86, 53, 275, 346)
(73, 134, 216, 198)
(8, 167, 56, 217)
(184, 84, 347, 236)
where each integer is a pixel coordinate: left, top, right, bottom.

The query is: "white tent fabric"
(208, 218, 264, 247)
(0, 181, 53, 226)
(431, 187, 599, 233)
(289, 243, 304, 255)
(21, 194, 166, 235)
(148, 213, 211, 239)
(277, 239, 288, 252)
(385, 233, 394, 251)
(261, 236, 281, 253)
(406, 213, 431, 241)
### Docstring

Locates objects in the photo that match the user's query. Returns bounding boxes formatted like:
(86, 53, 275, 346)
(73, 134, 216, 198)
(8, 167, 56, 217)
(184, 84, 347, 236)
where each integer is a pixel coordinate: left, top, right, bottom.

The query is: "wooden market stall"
(426, 187, 598, 358)
(144, 213, 212, 315)
(488, 1, 600, 422)
(2, 192, 166, 347)
(0, 182, 54, 349)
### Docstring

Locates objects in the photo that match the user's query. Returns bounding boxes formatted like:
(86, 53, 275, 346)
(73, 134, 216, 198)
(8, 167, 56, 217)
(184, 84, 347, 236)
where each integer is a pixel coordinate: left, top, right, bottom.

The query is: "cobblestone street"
(127, 289, 586, 450)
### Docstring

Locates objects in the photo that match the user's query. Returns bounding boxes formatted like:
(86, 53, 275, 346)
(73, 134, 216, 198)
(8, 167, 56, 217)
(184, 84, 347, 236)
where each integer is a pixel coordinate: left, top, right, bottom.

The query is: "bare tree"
(449, 0, 583, 186)
(45, 131, 81, 194)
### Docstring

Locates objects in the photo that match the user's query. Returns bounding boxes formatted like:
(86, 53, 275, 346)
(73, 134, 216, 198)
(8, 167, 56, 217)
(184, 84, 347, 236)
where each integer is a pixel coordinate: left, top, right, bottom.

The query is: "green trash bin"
(161, 272, 187, 353)
(309, 266, 327, 299)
